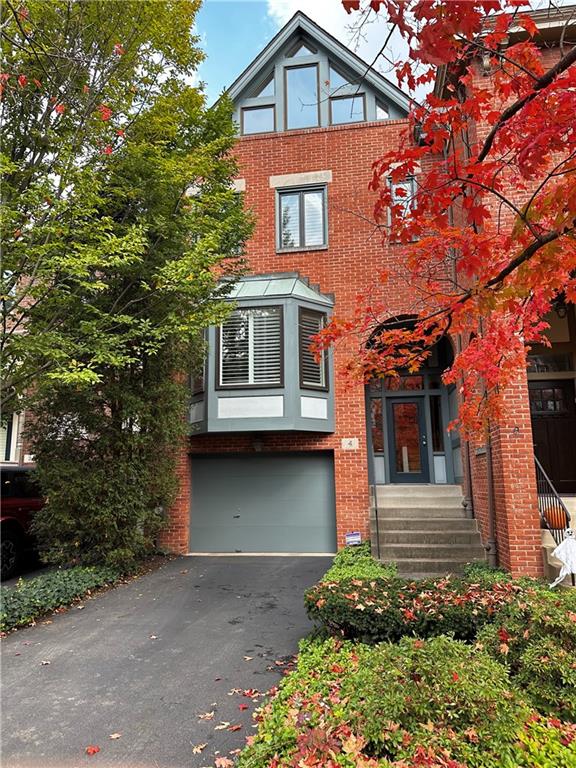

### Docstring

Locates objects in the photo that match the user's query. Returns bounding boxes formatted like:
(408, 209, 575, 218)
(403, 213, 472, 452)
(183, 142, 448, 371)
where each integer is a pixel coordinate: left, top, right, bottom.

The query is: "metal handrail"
(535, 455, 571, 546)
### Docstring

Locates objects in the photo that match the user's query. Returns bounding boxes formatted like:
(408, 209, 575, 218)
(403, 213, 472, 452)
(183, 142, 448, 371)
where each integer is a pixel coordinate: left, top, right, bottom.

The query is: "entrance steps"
(371, 484, 486, 578)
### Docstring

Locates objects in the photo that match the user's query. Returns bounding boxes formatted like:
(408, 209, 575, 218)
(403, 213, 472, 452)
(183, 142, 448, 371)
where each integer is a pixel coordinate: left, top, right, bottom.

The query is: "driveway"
(1, 555, 331, 768)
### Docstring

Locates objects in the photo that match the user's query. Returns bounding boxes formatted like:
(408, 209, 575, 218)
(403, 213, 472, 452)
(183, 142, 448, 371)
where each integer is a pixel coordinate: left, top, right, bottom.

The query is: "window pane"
(376, 101, 389, 120)
(252, 308, 282, 385)
(329, 64, 350, 90)
(391, 179, 414, 217)
(220, 308, 282, 386)
(254, 75, 274, 98)
(242, 106, 274, 134)
(331, 95, 364, 125)
(430, 395, 444, 452)
(300, 310, 326, 388)
(286, 65, 318, 129)
(303, 190, 325, 246)
(220, 310, 250, 385)
(370, 399, 384, 453)
(279, 193, 300, 248)
(288, 42, 315, 57)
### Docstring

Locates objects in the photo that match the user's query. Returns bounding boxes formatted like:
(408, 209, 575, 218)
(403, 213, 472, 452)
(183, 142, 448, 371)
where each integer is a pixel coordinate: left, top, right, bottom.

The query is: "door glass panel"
(393, 402, 421, 473)
(370, 399, 384, 453)
(430, 395, 443, 452)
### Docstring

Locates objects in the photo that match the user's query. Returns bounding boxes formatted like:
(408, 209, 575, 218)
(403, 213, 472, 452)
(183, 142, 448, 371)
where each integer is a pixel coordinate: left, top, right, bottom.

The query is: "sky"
(196, 0, 399, 104)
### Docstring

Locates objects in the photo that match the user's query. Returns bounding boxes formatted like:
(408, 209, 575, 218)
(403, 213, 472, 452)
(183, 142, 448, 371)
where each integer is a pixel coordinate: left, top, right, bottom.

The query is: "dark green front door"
(386, 397, 430, 483)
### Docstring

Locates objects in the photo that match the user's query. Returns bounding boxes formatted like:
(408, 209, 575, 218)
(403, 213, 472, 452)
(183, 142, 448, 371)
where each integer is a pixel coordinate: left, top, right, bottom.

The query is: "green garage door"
(190, 453, 336, 553)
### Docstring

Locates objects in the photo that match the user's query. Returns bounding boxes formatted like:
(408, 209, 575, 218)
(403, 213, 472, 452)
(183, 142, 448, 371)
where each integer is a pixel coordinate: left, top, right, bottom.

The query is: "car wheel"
(1, 530, 22, 580)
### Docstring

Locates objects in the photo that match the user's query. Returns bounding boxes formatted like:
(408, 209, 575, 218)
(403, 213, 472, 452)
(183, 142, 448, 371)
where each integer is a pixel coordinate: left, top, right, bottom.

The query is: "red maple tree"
(321, 1, 576, 433)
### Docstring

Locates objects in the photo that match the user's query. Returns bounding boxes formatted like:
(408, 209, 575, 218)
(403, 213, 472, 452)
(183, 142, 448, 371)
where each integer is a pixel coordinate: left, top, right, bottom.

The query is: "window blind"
(220, 307, 282, 387)
(299, 310, 326, 388)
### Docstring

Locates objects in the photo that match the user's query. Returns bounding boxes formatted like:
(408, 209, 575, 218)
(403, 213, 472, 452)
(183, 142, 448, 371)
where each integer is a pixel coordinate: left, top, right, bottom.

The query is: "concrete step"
(374, 517, 478, 531)
(376, 496, 464, 509)
(379, 531, 483, 546)
(376, 507, 468, 518)
(376, 484, 463, 499)
(378, 543, 486, 560)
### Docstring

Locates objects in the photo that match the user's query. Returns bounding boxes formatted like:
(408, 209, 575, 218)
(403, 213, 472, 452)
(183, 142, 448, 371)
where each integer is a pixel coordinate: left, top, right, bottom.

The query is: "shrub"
(504, 717, 576, 768)
(478, 589, 576, 719)
(323, 543, 397, 582)
(0, 566, 120, 632)
(305, 574, 524, 643)
(238, 636, 533, 768)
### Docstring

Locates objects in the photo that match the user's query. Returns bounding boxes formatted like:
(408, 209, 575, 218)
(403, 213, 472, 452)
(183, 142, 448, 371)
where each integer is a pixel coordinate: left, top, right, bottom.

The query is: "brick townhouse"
(4, 9, 575, 578)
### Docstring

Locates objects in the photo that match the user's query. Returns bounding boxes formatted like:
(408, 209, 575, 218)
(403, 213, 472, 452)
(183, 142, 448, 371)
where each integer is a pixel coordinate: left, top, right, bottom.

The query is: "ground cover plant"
(238, 548, 576, 767)
(0, 566, 120, 632)
(304, 570, 528, 643)
(238, 636, 576, 768)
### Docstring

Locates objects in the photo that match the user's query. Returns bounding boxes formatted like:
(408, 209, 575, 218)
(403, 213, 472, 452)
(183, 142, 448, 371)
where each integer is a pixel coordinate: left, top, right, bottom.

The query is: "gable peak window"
(218, 306, 283, 388)
(278, 186, 327, 251)
(299, 308, 328, 390)
(285, 64, 319, 130)
(376, 101, 389, 120)
(288, 41, 316, 57)
(253, 74, 275, 98)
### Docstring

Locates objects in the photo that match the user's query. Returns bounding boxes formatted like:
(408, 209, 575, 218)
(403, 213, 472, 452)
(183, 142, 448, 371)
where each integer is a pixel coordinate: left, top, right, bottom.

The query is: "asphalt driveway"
(1, 555, 331, 768)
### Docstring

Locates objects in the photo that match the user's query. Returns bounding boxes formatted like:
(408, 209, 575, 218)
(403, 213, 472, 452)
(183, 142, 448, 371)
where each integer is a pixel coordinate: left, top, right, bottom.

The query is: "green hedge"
(0, 566, 120, 632)
(305, 573, 526, 643)
(238, 636, 576, 768)
(478, 589, 576, 719)
(323, 542, 397, 582)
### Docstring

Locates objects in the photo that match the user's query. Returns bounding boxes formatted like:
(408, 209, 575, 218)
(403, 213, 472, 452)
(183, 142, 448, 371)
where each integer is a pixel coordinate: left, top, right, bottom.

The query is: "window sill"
(276, 245, 329, 254)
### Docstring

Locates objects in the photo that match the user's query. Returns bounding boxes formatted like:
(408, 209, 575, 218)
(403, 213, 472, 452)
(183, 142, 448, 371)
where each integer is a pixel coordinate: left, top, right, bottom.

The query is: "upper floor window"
(330, 94, 365, 125)
(299, 309, 328, 390)
(242, 105, 275, 135)
(390, 177, 416, 218)
(277, 187, 327, 251)
(285, 64, 319, 130)
(218, 306, 283, 388)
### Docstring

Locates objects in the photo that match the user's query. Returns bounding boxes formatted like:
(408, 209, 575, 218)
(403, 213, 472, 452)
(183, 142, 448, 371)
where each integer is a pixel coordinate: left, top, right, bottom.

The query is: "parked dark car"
(1, 466, 43, 580)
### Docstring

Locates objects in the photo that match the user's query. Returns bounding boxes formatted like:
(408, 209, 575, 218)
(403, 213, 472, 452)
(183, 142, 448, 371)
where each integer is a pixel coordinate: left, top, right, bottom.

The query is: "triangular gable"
(226, 11, 410, 116)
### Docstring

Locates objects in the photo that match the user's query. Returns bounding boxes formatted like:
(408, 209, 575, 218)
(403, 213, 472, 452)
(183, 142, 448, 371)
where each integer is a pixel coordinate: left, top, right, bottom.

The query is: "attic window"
(330, 94, 365, 125)
(328, 64, 350, 91)
(288, 42, 316, 57)
(285, 64, 319, 129)
(376, 101, 389, 120)
(254, 75, 274, 98)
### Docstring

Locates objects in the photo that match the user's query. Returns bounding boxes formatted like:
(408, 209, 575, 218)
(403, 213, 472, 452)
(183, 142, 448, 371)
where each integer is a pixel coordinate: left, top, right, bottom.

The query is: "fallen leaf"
(214, 677, 222, 681)
(227, 724, 242, 732)
(229, 748, 241, 755)
(180, 569, 189, 574)
(214, 721, 231, 730)
(109, 733, 121, 740)
(40, 660, 51, 666)
(243, 656, 253, 661)
(191, 743, 207, 754)
(85, 745, 100, 755)
(227, 688, 241, 695)
(77, 605, 85, 610)
(149, 635, 158, 640)
(215, 758, 234, 768)
(238, 703, 249, 711)
(198, 711, 215, 720)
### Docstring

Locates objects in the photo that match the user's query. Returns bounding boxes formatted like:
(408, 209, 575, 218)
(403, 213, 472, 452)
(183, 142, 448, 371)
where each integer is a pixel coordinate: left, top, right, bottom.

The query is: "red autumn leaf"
(97, 104, 113, 121)
(342, 0, 360, 13)
(54, 103, 66, 114)
(17, 74, 27, 88)
(227, 724, 242, 731)
(85, 745, 100, 756)
(113, 43, 125, 55)
(238, 703, 249, 710)
(102, 145, 113, 155)
(452, 672, 459, 682)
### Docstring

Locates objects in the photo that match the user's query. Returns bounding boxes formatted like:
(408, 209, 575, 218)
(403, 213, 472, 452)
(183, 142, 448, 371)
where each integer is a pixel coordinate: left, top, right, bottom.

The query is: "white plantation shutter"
(303, 190, 324, 246)
(300, 310, 326, 388)
(220, 307, 282, 387)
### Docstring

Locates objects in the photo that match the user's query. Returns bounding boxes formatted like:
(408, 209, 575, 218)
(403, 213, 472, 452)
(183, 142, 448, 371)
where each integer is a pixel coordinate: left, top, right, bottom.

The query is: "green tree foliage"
(1, 0, 252, 567)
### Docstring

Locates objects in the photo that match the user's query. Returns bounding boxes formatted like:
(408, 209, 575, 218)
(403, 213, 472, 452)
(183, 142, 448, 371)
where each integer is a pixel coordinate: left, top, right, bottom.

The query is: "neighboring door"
(386, 397, 430, 483)
(190, 453, 336, 553)
(529, 379, 576, 493)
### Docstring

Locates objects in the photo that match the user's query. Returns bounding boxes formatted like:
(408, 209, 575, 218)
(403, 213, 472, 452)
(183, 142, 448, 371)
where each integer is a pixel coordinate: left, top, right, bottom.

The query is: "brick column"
(159, 437, 190, 554)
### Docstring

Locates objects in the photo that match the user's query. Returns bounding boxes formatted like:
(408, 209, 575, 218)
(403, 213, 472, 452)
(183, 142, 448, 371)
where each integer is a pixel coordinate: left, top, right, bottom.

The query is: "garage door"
(190, 453, 336, 553)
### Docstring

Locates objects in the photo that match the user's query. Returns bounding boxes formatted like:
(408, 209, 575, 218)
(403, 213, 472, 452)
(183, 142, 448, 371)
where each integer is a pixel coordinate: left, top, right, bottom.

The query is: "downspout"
(484, 424, 499, 567)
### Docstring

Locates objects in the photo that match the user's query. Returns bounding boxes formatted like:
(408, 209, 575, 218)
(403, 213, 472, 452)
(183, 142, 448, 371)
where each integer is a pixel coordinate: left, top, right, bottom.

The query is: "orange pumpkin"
(543, 506, 569, 530)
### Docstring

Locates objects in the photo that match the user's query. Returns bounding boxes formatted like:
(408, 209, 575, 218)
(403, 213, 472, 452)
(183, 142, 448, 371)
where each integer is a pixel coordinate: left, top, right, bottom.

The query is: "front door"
(529, 379, 576, 493)
(386, 397, 430, 483)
